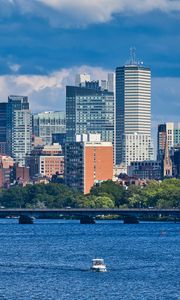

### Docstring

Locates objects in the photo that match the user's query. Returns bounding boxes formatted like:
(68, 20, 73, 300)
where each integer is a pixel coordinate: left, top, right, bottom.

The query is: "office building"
(66, 83, 114, 145)
(100, 73, 115, 92)
(101, 80, 108, 91)
(171, 146, 180, 178)
(65, 134, 113, 194)
(123, 134, 153, 167)
(26, 143, 64, 179)
(52, 133, 66, 154)
(7, 95, 32, 165)
(0, 103, 7, 154)
(52, 133, 66, 145)
(116, 58, 152, 167)
(33, 111, 66, 145)
(107, 73, 115, 93)
(174, 123, 180, 145)
(157, 122, 180, 160)
(157, 124, 167, 161)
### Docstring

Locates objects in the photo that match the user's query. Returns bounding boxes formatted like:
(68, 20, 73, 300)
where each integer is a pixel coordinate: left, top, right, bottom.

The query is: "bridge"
(0, 208, 179, 224)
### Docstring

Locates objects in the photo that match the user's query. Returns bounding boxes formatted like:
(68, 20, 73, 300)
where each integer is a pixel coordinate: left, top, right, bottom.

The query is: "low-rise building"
(26, 143, 64, 179)
(0, 155, 14, 188)
(14, 165, 30, 186)
(128, 160, 162, 180)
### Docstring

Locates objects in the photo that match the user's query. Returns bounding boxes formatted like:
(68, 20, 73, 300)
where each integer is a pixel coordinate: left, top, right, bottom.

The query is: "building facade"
(52, 133, 66, 154)
(107, 73, 115, 93)
(26, 143, 64, 179)
(157, 124, 167, 161)
(115, 63, 152, 167)
(157, 122, 180, 160)
(7, 95, 32, 165)
(174, 123, 180, 145)
(0, 103, 7, 154)
(123, 134, 153, 167)
(33, 111, 66, 145)
(66, 85, 114, 145)
(75, 74, 91, 87)
(0, 155, 14, 188)
(172, 146, 180, 178)
(65, 134, 113, 194)
(100, 73, 115, 92)
(128, 160, 162, 180)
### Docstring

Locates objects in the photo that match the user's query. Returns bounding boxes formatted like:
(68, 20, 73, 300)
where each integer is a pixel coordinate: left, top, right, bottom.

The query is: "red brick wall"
(84, 145, 113, 194)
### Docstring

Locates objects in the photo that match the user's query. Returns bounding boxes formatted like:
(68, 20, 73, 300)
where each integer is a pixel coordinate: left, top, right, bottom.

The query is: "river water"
(0, 219, 179, 300)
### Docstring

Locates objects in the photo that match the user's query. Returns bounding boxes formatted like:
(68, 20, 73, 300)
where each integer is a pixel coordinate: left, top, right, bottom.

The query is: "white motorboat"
(91, 258, 107, 272)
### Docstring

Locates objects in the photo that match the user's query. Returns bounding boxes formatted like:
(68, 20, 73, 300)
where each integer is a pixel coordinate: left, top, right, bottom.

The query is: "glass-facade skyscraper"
(66, 85, 114, 145)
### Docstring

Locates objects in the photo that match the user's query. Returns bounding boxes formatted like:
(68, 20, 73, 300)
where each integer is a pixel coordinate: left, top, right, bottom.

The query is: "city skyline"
(0, 1, 179, 127)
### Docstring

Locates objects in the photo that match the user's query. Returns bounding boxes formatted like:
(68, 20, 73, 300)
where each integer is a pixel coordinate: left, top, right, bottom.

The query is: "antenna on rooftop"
(130, 46, 137, 65)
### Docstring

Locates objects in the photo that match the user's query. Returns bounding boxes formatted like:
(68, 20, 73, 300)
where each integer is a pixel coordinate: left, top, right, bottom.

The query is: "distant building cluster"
(0, 53, 180, 192)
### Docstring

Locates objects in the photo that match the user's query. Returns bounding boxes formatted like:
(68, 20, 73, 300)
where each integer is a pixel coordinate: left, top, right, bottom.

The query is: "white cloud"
(8, 63, 21, 72)
(2, 0, 180, 27)
(0, 65, 109, 111)
(0, 65, 179, 124)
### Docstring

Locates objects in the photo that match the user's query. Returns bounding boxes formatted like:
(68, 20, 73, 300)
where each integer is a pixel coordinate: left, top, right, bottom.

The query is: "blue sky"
(0, 0, 180, 127)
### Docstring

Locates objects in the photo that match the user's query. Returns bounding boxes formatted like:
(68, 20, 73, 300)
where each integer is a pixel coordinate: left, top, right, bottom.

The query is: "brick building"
(65, 134, 113, 194)
(26, 143, 64, 179)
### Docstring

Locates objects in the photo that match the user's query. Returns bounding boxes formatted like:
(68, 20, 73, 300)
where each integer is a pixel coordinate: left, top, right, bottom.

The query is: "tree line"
(0, 179, 179, 209)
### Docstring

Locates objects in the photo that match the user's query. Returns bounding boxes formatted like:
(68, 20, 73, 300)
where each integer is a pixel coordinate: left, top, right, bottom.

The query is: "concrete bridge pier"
(123, 216, 139, 224)
(19, 215, 34, 224)
(80, 216, 96, 224)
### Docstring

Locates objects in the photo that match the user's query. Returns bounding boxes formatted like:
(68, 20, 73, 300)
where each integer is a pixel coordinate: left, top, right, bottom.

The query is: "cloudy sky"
(0, 0, 180, 127)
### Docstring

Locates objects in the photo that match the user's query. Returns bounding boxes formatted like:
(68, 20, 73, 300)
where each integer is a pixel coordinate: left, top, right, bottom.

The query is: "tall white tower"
(115, 53, 153, 167)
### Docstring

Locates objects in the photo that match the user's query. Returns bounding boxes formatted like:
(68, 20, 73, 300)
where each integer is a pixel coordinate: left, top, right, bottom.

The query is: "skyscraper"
(66, 83, 114, 144)
(7, 95, 32, 165)
(115, 58, 152, 167)
(0, 103, 7, 154)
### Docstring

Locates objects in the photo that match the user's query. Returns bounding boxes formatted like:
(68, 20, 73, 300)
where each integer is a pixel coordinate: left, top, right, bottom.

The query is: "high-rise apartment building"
(0, 103, 7, 154)
(65, 134, 113, 194)
(115, 61, 152, 167)
(33, 111, 66, 145)
(66, 83, 114, 145)
(7, 95, 32, 165)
